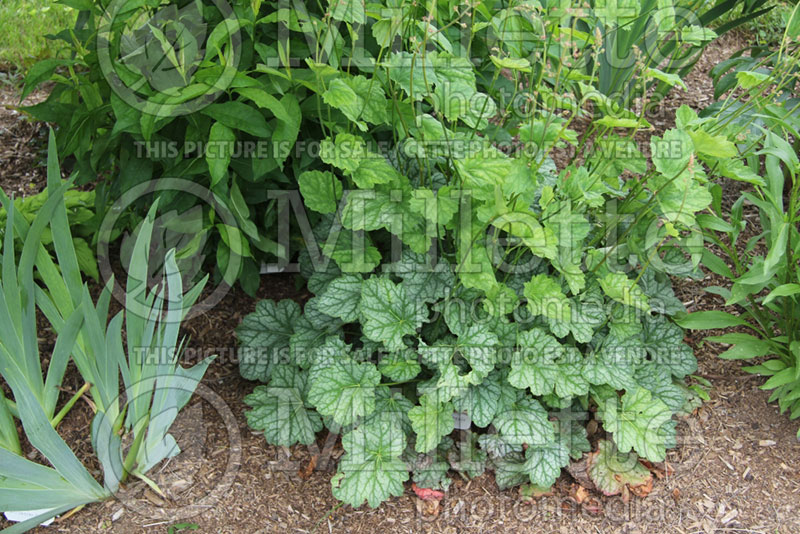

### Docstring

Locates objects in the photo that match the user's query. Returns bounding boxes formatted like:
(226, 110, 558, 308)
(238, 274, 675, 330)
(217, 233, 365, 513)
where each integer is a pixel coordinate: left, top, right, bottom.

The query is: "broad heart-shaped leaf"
(320, 133, 368, 175)
(341, 187, 431, 254)
(289, 303, 344, 368)
(298, 170, 342, 214)
(331, 421, 409, 508)
(642, 314, 697, 379)
(244, 367, 323, 447)
(478, 432, 522, 460)
(508, 328, 563, 395)
(552, 347, 590, 398)
(651, 128, 693, 179)
(329, 0, 366, 23)
(598, 387, 672, 462)
(360, 276, 428, 350)
(493, 452, 529, 490)
(582, 332, 644, 390)
(308, 357, 381, 426)
(419, 324, 499, 378)
(493, 397, 554, 446)
(386, 51, 438, 101)
(377, 349, 422, 382)
(634, 364, 687, 413)
(553, 412, 591, 461)
(523, 439, 570, 489)
(316, 274, 363, 323)
(322, 227, 382, 273)
(588, 439, 651, 496)
(524, 274, 571, 323)
(599, 272, 650, 312)
(389, 250, 454, 303)
(549, 288, 606, 343)
(638, 269, 685, 315)
(364, 387, 414, 435)
(237, 299, 301, 382)
(322, 75, 387, 130)
(408, 393, 455, 453)
(452, 370, 508, 428)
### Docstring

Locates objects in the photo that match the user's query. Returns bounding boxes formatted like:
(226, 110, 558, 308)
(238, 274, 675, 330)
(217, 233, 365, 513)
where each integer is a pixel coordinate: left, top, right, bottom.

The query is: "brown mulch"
(2, 32, 800, 534)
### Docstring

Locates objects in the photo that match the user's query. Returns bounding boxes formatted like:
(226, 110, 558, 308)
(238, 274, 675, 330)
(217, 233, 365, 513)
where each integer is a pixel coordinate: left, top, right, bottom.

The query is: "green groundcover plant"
(232, 0, 770, 506)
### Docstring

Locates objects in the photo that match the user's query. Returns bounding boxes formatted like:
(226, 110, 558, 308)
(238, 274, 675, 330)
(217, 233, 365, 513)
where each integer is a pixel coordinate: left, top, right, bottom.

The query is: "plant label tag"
(453, 411, 471, 430)
(4, 509, 57, 527)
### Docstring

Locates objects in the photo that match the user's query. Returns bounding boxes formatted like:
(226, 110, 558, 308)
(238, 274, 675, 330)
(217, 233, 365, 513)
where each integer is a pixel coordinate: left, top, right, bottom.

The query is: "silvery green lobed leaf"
(244, 367, 323, 447)
(237, 299, 301, 382)
(408, 393, 455, 453)
(308, 357, 381, 426)
(598, 387, 673, 462)
(331, 421, 409, 508)
(316, 274, 363, 323)
(359, 276, 428, 350)
(523, 439, 570, 488)
(642, 314, 697, 379)
(492, 396, 554, 446)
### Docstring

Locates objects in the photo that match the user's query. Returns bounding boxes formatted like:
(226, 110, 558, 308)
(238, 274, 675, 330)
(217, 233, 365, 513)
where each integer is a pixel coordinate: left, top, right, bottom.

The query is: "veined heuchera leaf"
(588, 439, 652, 496)
(377, 349, 422, 382)
(598, 387, 672, 462)
(509, 328, 563, 395)
(523, 439, 570, 488)
(493, 396, 554, 446)
(452, 370, 511, 427)
(599, 272, 650, 312)
(331, 421, 409, 508)
(237, 299, 301, 382)
(316, 274, 363, 323)
(244, 365, 322, 447)
(360, 276, 428, 350)
(524, 274, 571, 322)
(419, 324, 499, 378)
(308, 357, 381, 426)
(389, 250, 454, 303)
(408, 393, 455, 453)
(642, 314, 697, 378)
(364, 387, 414, 434)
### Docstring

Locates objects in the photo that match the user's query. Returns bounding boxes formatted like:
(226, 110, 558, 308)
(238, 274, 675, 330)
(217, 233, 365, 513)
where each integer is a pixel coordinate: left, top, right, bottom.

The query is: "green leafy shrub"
(22, 0, 301, 293)
(21, 0, 763, 294)
(231, 0, 774, 499)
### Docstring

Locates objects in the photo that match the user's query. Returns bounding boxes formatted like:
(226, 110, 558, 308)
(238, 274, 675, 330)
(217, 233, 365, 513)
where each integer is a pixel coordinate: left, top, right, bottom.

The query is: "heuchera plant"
(234, 0, 761, 508)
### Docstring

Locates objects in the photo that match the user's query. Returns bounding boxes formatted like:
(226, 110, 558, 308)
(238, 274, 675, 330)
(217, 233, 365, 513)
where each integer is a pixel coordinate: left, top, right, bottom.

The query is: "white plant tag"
(4, 509, 56, 527)
(453, 411, 471, 430)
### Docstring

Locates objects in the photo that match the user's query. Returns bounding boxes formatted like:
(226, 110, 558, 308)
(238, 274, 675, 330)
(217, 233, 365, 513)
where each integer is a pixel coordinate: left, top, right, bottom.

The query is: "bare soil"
(2, 33, 800, 534)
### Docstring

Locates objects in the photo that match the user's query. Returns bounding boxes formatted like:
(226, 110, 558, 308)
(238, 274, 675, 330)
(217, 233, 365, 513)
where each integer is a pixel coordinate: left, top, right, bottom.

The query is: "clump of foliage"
(20, 0, 761, 293)
(683, 9, 800, 436)
(0, 134, 214, 533)
(0, 187, 99, 280)
(232, 0, 769, 507)
(21, 0, 302, 293)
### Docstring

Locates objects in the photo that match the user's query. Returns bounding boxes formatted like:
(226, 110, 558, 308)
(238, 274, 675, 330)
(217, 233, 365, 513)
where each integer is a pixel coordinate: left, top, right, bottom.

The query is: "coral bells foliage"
(232, 0, 760, 510)
(234, 107, 754, 507)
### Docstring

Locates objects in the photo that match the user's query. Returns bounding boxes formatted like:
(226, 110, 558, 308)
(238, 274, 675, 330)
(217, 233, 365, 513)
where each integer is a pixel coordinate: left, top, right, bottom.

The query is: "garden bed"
(1, 33, 799, 534)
